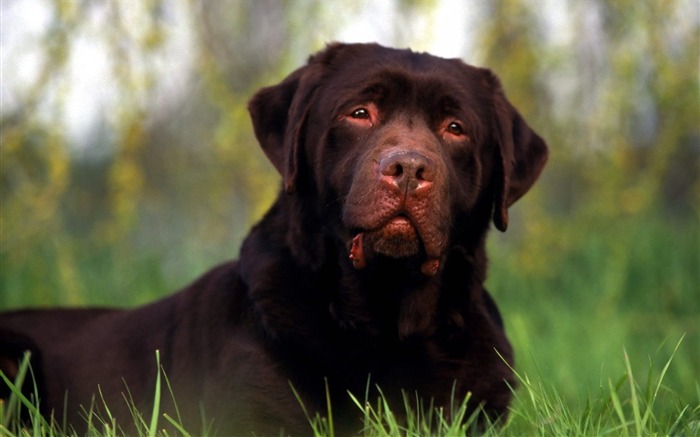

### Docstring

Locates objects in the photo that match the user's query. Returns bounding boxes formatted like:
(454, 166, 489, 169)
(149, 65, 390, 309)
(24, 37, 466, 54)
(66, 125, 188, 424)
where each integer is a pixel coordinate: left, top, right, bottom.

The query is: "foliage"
(2, 0, 697, 301)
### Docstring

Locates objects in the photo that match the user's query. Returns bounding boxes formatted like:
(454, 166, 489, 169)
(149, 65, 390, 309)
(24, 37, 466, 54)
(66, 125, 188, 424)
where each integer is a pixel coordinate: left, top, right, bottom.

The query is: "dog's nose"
(379, 151, 435, 192)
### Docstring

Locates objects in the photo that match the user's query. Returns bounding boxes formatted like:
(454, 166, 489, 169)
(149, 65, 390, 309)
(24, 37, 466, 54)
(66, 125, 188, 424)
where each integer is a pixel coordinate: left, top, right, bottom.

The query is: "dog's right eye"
(446, 122, 464, 136)
(351, 108, 370, 119)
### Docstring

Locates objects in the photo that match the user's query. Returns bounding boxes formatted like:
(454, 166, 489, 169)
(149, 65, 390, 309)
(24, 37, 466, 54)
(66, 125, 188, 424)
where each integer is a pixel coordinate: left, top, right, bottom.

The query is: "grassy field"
(1, 342, 697, 436)
(1, 0, 697, 434)
(1, 215, 698, 436)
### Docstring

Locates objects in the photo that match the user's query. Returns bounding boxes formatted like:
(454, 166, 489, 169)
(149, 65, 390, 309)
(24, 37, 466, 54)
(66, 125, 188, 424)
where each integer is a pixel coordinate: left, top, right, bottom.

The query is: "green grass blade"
(163, 413, 192, 437)
(623, 349, 642, 436)
(608, 377, 629, 437)
(0, 352, 52, 433)
(652, 334, 684, 405)
(324, 378, 335, 437)
(148, 350, 162, 437)
(0, 351, 30, 429)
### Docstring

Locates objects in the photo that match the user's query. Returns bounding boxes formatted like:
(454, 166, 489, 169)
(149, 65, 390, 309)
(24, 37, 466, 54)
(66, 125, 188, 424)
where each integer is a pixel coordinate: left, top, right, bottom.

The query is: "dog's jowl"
(0, 43, 547, 435)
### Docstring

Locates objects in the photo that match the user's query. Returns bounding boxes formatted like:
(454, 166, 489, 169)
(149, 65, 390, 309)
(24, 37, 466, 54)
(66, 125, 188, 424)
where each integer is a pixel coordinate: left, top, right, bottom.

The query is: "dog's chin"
(347, 216, 443, 276)
(364, 216, 422, 258)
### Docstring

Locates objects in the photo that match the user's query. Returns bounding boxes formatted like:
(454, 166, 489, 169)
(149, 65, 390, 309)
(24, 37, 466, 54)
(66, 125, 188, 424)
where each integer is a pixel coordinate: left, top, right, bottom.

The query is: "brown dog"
(0, 43, 547, 435)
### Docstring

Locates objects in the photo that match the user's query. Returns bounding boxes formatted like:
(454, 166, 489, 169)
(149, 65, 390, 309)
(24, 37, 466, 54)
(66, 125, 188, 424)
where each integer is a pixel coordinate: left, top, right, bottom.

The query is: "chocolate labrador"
(0, 42, 547, 435)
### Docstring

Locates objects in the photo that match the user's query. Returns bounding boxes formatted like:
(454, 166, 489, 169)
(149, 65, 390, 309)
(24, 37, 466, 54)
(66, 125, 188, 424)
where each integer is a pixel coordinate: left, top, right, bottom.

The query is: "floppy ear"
(488, 74, 548, 232)
(247, 63, 325, 193)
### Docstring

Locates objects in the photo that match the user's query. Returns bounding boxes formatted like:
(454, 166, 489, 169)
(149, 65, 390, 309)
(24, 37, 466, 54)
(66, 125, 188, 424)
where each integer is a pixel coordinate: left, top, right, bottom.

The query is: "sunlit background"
(1, 0, 698, 423)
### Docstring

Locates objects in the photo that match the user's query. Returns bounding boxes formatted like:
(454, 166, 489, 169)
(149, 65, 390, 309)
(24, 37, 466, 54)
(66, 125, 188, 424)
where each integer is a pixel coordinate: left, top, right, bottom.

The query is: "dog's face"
(249, 43, 547, 274)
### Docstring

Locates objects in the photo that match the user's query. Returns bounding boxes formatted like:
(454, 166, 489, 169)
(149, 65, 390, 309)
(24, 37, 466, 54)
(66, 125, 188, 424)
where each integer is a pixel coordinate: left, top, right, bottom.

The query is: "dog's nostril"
(380, 160, 404, 178)
(416, 164, 435, 182)
(379, 151, 434, 187)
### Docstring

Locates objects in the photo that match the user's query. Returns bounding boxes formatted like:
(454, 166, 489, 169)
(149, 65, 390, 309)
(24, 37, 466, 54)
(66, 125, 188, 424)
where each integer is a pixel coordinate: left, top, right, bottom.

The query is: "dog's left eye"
(351, 108, 370, 119)
(446, 122, 464, 136)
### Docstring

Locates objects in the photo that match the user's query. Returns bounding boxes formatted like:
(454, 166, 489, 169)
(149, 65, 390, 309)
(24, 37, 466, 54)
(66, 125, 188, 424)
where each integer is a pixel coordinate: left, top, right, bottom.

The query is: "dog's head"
(249, 43, 547, 274)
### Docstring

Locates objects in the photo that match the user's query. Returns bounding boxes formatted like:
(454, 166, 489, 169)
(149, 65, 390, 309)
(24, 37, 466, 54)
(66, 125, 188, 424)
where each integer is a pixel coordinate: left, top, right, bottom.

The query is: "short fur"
(0, 43, 547, 435)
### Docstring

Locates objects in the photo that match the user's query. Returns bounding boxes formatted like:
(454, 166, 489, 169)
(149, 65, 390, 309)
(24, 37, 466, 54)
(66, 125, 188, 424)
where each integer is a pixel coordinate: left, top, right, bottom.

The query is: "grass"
(2, 339, 698, 436)
(1, 215, 698, 435)
(502, 338, 699, 436)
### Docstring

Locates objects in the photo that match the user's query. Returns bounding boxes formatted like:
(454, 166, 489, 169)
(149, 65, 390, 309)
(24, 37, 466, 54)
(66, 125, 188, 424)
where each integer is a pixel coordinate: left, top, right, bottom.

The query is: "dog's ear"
(486, 71, 548, 232)
(248, 59, 327, 194)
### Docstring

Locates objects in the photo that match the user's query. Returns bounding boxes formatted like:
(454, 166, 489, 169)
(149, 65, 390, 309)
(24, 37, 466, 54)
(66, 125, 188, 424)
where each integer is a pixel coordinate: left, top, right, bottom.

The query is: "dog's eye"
(446, 122, 464, 136)
(351, 108, 370, 119)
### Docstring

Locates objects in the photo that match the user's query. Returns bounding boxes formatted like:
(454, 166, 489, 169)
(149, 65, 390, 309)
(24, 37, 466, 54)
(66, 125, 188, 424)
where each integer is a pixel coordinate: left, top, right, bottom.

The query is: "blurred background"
(1, 0, 698, 416)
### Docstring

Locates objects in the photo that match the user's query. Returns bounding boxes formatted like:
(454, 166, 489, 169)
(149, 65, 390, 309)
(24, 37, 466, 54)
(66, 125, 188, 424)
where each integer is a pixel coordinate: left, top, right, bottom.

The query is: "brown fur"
(0, 43, 547, 435)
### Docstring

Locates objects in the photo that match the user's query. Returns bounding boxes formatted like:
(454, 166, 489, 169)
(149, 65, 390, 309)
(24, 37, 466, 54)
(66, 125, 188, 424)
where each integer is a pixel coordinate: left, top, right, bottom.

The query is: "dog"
(0, 43, 548, 435)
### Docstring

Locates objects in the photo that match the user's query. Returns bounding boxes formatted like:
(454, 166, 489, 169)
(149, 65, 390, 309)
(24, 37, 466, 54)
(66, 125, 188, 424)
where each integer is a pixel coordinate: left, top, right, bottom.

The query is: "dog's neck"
(239, 192, 491, 342)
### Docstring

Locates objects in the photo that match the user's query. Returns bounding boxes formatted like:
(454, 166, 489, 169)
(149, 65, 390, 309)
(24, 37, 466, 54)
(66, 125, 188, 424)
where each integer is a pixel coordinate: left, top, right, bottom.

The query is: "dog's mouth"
(348, 215, 441, 276)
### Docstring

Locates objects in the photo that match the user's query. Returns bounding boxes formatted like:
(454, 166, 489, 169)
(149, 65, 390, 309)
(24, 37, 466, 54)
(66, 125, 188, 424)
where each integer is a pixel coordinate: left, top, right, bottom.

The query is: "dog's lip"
(383, 214, 415, 232)
(347, 213, 419, 247)
(347, 214, 441, 276)
(348, 214, 417, 244)
(350, 212, 413, 232)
